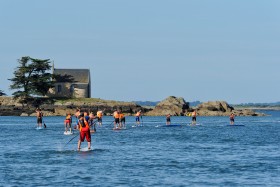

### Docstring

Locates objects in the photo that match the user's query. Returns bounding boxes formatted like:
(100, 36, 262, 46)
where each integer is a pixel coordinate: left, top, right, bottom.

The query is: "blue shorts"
(136, 116, 140, 122)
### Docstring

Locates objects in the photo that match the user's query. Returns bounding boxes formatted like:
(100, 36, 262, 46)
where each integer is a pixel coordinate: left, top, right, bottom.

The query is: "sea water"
(0, 111, 279, 186)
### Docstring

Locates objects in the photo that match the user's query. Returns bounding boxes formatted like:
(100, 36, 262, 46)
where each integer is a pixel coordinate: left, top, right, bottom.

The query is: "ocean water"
(0, 111, 279, 186)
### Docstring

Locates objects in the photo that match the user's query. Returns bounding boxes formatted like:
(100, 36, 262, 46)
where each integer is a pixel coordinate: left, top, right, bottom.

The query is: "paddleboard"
(64, 131, 73, 135)
(113, 127, 126, 131)
(36, 127, 44, 130)
(132, 125, 143, 128)
(226, 124, 245, 126)
(79, 147, 92, 152)
(156, 124, 182, 128)
(188, 123, 201, 126)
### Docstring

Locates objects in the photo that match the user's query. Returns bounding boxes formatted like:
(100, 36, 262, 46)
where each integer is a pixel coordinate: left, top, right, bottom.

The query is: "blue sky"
(1, 0, 280, 104)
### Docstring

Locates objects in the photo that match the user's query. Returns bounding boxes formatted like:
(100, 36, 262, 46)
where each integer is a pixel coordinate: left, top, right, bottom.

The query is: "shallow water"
(0, 111, 280, 186)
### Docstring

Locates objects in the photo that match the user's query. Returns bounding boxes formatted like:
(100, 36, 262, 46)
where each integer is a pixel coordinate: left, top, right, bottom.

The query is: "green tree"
(0, 90, 6, 96)
(9, 56, 53, 106)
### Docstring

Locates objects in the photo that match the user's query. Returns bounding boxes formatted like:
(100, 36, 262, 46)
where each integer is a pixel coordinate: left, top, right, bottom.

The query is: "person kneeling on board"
(77, 115, 91, 151)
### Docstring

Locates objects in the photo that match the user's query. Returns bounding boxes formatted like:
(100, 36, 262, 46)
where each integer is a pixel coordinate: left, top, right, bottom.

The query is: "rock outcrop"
(0, 96, 149, 116)
(196, 101, 265, 116)
(146, 96, 189, 116)
(0, 96, 265, 117)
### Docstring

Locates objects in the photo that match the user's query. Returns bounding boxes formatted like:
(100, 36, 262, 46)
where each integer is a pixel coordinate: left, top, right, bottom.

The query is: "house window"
(57, 85, 62, 93)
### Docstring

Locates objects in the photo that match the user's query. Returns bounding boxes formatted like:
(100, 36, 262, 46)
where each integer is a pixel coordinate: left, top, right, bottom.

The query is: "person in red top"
(77, 115, 91, 150)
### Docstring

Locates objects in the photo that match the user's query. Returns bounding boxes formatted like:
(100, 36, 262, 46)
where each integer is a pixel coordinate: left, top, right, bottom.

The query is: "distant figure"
(74, 108, 81, 129)
(36, 108, 43, 128)
(77, 115, 91, 150)
(89, 112, 96, 133)
(119, 111, 126, 129)
(191, 110, 197, 125)
(135, 110, 142, 126)
(96, 109, 104, 126)
(84, 111, 90, 122)
(166, 114, 171, 125)
(113, 110, 120, 129)
(64, 112, 72, 133)
(230, 113, 235, 125)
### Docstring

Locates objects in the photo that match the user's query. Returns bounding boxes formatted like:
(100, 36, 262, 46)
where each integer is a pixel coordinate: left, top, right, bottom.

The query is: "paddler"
(166, 114, 171, 125)
(135, 110, 142, 126)
(64, 112, 72, 133)
(113, 109, 120, 129)
(229, 113, 235, 125)
(96, 109, 104, 126)
(89, 112, 96, 133)
(74, 108, 81, 130)
(191, 110, 197, 125)
(77, 115, 91, 151)
(119, 110, 126, 129)
(36, 108, 43, 128)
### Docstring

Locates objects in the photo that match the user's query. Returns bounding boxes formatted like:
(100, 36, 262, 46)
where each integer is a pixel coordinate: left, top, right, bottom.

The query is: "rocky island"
(0, 96, 265, 116)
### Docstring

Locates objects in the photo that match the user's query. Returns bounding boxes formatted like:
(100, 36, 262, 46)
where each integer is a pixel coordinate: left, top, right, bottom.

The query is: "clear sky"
(1, 0, 280, 104)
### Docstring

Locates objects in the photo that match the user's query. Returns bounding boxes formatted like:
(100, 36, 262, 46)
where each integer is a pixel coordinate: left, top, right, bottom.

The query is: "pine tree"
(9, 56, 53, 106)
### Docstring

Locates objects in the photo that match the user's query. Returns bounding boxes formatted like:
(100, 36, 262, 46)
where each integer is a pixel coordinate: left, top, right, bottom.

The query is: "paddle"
(64, 120, 98, 147)
(141, 116, 143, 126)
(109, 120, 114, 126)
(43, 120, 47, 128)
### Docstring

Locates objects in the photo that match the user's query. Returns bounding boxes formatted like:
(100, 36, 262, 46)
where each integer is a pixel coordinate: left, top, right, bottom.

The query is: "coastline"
(0, 96, 267, 117)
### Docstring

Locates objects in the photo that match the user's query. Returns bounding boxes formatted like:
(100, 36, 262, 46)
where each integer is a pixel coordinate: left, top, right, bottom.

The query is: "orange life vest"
(119, 113, 124, 119)
(113, 111, 119, 118)
(79, 120, 89, 132)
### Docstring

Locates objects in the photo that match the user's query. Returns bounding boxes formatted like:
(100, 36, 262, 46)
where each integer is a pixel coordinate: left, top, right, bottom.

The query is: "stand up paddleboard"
(79, 147, 92, 152)
(188, 123, 201, 126)
(113, 127, 126, 130)
(226, 124, 245, 127)
(64, 131, 73, 135)
(36, 126, 44, 130)
(156, 124, 182, 128)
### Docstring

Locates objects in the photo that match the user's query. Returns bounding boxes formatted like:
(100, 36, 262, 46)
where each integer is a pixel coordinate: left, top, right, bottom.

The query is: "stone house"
(48, 67, 91, 98)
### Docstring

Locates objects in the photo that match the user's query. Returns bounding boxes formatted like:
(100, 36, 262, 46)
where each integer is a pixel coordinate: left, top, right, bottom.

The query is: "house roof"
(53, 69, 90, 83)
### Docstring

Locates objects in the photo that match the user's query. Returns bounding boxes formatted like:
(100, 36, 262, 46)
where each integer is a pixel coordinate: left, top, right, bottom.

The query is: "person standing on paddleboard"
(77, 115, 91, 150)
(96, 109, 104, 126)
(191, 110, 197, 125)
(36, 108, 43, 128)
(84, 111, 90, 123)
(89, 112, 96, 133)
(166, 114, 171, 125)
(119, 110, 126, 129)
(230, 113, 235, 125)
(64, 112, 72, 133)
(135, 110, 142, 126)
(74, 108, 81, 130)
(113, 109, 120, 129)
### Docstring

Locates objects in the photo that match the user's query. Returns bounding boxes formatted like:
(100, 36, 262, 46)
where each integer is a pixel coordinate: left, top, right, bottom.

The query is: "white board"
(64, 131, 73, 135)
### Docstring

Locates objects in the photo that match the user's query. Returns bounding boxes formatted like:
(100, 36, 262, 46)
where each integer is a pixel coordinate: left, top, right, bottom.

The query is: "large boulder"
(146, 96, 189, 116)
(196, 101, 265, 116)
(197, 101, 234, 112)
